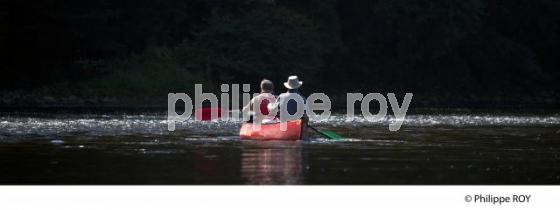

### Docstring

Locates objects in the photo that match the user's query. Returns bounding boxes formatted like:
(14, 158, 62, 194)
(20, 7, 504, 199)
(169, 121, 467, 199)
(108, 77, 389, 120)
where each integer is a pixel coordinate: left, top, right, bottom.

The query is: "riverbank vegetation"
(2, 0, 559, 108)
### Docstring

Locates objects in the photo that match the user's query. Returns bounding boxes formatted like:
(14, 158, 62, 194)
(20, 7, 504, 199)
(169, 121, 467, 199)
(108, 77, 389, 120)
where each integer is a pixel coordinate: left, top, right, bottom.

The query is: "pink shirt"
(242, 93, 277, 122)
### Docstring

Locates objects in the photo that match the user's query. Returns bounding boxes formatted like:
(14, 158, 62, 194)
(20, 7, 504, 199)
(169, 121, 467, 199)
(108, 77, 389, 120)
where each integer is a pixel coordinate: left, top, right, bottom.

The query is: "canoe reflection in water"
(241, 141, 303, 184)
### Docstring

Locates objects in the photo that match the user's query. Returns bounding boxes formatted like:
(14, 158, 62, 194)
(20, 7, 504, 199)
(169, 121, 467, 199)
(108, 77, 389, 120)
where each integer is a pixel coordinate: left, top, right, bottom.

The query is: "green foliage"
(3, 0, 560, 106)
(176, 7, 323, 85)
(83, 47, 207, 98)
(328, 0, 558, 103)
(333, 0, 486, 90)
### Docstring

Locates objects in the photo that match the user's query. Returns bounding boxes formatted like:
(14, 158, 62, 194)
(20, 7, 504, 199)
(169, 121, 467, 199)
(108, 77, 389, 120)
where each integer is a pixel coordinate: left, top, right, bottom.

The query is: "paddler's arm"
(267, 95, 282, 116)
(241, 97, 254, 115)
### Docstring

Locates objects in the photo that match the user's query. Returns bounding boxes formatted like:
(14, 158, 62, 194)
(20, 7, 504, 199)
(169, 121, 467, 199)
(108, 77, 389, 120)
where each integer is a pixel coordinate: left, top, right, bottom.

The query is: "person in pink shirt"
(242, 79, 277, 123)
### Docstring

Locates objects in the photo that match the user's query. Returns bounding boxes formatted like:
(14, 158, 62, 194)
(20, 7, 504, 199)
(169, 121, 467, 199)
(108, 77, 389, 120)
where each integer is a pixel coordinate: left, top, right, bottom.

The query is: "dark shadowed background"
(1, 0, 559, 108)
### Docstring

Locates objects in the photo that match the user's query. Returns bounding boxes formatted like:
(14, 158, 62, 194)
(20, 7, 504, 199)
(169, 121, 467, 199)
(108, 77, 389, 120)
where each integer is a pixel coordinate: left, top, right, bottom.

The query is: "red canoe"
(239, 119, 305, 141)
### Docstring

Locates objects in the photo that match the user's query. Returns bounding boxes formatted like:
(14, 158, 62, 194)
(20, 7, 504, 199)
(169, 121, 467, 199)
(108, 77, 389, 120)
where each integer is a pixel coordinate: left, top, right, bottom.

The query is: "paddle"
(307, 124, 342, 140)
(195, 107, 225, 121)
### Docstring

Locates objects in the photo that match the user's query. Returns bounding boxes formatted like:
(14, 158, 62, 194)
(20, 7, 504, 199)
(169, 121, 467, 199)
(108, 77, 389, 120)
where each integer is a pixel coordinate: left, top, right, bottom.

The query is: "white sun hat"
(283, 75, 303, 89)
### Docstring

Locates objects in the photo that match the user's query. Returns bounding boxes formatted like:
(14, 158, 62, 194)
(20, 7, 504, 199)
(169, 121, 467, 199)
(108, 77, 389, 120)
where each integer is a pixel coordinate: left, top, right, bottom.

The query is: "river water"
(1, 109, 559, 184)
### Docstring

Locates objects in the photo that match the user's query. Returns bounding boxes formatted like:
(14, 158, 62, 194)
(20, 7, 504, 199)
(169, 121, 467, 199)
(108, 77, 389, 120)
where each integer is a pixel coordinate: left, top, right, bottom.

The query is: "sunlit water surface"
(1, 110, 559, 184)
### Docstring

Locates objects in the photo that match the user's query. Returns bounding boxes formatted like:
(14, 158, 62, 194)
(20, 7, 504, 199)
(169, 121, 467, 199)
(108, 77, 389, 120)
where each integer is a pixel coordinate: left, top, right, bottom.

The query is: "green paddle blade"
(307, 124, 343, 140)
(320, 130, 342, 140)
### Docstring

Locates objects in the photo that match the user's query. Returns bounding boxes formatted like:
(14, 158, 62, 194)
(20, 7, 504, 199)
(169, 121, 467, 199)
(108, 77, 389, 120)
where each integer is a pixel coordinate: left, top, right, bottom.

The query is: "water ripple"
(0, 113, 559, 138)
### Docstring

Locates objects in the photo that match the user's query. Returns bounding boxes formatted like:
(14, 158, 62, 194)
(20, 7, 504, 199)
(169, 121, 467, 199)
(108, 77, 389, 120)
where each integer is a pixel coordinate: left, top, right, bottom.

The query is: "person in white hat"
(268, 75, 308, 120)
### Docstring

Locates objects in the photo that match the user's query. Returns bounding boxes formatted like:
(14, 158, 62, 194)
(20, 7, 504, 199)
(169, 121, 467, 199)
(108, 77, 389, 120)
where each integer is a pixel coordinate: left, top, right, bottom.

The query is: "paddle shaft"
(307, 124, 333, 139)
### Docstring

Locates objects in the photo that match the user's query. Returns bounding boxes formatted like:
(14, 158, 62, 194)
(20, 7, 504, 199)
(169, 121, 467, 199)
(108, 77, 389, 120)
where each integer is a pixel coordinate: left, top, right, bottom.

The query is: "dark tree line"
(2, 0, 559, 107)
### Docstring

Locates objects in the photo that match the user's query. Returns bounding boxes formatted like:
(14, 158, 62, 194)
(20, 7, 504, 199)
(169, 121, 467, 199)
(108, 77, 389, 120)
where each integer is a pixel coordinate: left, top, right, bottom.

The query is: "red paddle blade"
(195, 107, 224, 121)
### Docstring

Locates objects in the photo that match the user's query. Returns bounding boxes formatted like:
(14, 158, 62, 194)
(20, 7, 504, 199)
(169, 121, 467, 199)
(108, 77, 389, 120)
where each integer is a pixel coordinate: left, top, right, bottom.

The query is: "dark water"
(1, 109, 559, 184)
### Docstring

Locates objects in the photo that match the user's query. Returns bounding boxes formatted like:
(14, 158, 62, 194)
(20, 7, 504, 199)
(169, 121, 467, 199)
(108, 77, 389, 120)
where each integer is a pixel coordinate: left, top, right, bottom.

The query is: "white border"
(0, 186, 557, 210)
